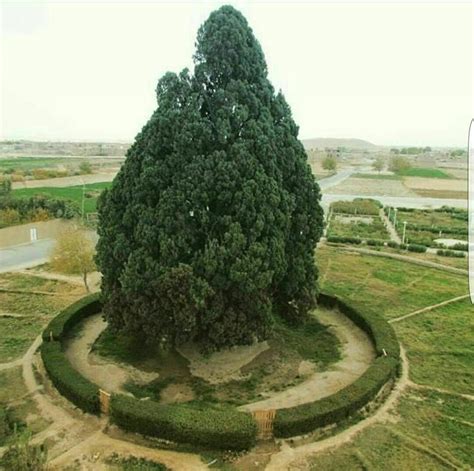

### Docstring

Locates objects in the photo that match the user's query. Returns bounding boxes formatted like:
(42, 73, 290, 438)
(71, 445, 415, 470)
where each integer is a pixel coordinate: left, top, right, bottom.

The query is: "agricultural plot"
(385, 207, 467, 247)
(327, 199, 390, 242)
(12, 182, 111, 216)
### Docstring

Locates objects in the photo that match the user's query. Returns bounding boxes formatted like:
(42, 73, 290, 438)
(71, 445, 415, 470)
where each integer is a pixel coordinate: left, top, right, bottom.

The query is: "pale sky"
(1, 1, 472, 147)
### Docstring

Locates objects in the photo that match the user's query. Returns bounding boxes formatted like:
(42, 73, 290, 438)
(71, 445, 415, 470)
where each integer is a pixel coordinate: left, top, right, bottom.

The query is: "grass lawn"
(12, 182, 112, 215)
(397, 167, 453, 178)
(317, 246, 468, 320)
(0, 273, 84, 363)
(308, 389, 473, 470)
(394, 299, 474, 394)
(0, 367, 51, 440)
(92, 307, 341, 406)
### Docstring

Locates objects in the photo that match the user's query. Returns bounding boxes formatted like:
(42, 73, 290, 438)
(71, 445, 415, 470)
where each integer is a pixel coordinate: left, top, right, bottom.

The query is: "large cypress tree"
(96, 5, 324, 351)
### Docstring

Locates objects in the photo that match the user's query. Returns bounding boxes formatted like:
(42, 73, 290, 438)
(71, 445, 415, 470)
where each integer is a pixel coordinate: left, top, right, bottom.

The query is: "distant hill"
(301, 138, 378, 150)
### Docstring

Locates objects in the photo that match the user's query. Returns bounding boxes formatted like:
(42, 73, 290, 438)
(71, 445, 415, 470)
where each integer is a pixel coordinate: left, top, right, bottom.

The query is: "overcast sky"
(1, 1, 472, 147)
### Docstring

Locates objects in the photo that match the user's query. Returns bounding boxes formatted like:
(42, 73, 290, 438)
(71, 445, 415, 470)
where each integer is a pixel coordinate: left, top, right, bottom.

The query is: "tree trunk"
(83, 272, 90, 292)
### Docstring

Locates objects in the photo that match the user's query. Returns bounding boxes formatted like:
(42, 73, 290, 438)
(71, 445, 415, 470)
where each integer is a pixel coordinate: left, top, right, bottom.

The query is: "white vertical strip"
(469, 119, 474, 304)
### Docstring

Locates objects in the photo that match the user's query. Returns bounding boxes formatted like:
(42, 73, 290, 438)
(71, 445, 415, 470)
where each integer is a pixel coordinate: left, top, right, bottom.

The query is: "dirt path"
(380, 208, 402, 244)
(48, 431, 207, 471)
(265, 345, 410, 470)
(389, 294, 470, 324)
(241, 309, 375, 412)
(65, 314, 158, 393)
(18, 333, 205, 469)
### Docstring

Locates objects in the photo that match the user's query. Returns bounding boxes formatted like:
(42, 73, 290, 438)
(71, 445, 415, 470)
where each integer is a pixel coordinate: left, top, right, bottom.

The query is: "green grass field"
(317, 246, 468, 320)
(396, 167, 453, 179)
(12, 182, 111, 215)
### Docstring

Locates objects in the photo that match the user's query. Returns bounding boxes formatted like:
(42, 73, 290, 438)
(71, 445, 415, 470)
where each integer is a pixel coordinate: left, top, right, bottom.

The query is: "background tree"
(372, 156, 385, 173)
(96, 6, 323, 350)
(322, 154, 337, 172)
(50, 227, 96, 291)
(389, 155, 411, 173)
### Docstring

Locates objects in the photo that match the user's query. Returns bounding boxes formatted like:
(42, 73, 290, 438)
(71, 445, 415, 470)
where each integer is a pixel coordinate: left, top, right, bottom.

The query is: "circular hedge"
(41, 292, 400, 449)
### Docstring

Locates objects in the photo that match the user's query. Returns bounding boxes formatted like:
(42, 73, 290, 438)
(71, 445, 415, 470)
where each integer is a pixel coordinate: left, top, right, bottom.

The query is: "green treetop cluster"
(96, 5, 324, 351)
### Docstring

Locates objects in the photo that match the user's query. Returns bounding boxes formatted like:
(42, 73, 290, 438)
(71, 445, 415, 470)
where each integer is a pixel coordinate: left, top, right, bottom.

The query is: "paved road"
(0, 239, 54, 273)
(318, 168, 356, 191)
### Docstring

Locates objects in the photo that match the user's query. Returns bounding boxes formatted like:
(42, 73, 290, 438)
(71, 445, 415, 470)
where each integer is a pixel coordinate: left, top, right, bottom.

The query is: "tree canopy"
(96, 5, 324, 351)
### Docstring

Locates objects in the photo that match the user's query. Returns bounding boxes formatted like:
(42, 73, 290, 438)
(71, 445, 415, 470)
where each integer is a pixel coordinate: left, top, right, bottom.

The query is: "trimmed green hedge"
(41, 341, 100, 414)
(436, 249, 466, 258)
(42, 292, 101, 341)
(318, 294, 399, 359)
(327, 236, 362, 245)
(110, 394, 257, 451)
(273, 294, 400, 438)
(407, 244, 427, 253)
(274, 356, 398, 437)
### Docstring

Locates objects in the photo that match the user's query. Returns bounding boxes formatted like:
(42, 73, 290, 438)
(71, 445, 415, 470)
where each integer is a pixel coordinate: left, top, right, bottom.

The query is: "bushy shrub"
(436, 249, 465, 258)
(451, 243, 468, 252)
(387, 241, 399, 249)
(110, 394, 257, 450)
(41, 342, 100, 414)
(326, 236, 362, 245)
(407, 244, 427, 253)
(274, 356, 398, 437)
(42, 292, 101, 342)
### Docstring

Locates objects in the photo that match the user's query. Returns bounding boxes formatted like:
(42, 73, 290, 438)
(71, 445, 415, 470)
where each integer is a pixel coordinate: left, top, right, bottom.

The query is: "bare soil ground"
(177, 341, 270, 384)
(241, 308, 375, 412)
(325, 177, 417, 197)
(65, 315, 158, 394)
(404, 176, 467, 192)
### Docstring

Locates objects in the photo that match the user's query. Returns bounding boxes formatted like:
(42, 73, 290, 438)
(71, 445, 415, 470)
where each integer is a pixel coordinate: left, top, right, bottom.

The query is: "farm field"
(386, 207, 467, 247)
(396, 167, 453, 178)
(11, 182, 112, 215)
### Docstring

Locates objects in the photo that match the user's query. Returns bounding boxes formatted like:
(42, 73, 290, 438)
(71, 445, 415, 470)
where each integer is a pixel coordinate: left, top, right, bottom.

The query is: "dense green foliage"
(41, 341, 100, 414)
(0, 193, 78, 228)
(96, 6, 323, 350)
(274, 294, 399, 437)
(436, 249, 465, 258)
(12, 182, 111, 216)
(110, 394, 257, 450)
(42, 292, 101, 341)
